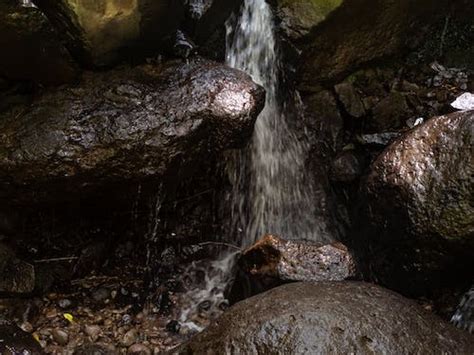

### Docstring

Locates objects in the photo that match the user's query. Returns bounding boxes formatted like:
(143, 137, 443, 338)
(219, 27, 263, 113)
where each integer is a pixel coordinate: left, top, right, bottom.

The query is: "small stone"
(334, 81, 366, 118)
(121, 328, 138, 347)
(91, 287, 111, 303)
(52, 328, 69, 345)
(20, 322, 33, 333)
(84, 324, 101, 342)
(128, 343, 152, 355)
(58, 299, 72, 309)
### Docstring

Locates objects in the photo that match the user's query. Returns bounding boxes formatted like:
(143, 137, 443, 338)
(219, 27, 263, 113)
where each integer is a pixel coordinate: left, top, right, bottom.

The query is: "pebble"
(84, 324, 101, 342)
(20, 321, 33, 333)
(121, 328, 138, 347)
(92, 287, 111, 303)
(52, 328, 69, 345)
(58, 298, 73, 309)
(128, 343, 152, 355)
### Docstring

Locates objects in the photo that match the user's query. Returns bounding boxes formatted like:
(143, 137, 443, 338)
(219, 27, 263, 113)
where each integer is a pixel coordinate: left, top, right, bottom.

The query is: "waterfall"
(177, 0, 329, 333)
(226, 0, 325, 247)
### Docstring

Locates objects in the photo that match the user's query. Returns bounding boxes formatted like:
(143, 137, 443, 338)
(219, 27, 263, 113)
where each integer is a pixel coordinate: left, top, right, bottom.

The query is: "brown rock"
(128, 343, 152, 355)
(370, 91, 411, 132)
(334, 81, 366, 118)
(361, 110, 474, 294)
(299, 0, 451, 86)
(0, 58, 265, 205)
(52, 328, 69, 346)
(175, 282, 474, 354)
(240, 235, 356, 282)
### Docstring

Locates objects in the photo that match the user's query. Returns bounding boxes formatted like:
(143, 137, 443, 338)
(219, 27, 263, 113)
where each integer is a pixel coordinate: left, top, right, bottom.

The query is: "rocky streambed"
(1, 0, 474, 353)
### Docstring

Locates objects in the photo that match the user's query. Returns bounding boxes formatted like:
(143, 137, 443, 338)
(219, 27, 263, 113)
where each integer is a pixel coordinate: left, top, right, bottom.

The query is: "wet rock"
(273, 0, 343, 41)
(121, 328, 138, 347)
(0, 243, 35, 294)
(0, 58, 265, 205)
(362, 110, 474, 294)
(370, 91, 411, 132)
(330, 151, 363, 182)
(357, 132, 401, 146)
(128, 343, 152, 355)
(239, 235, 356, 283)
(74, 343, 116, 355)
(0, 2, 78, 85)
(176, 282, 474, 354)
(32, 0, 184, 67)
(91, 287, 111, 304)
(84, 324, 101, 342)
(300, 0, 451, 86)
(451, 92, 474, 111)
(52, 328, 69, 345)
(334, 81, 365, 118)
(0, 323, 43, 354)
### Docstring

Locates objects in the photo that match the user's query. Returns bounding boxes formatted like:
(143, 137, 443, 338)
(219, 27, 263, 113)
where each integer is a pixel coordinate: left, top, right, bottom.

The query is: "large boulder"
(0, 1, 79, 85)
(361, 110, 474, 294)
(32, 0, 184, 67)
(299, 0, 453, 86)
(0, 58, 265, 205)
(176, 282, 474, 354)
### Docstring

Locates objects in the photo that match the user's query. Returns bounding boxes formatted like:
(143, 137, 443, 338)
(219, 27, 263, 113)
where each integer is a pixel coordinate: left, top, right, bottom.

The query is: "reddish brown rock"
(240, 234, 357, 282)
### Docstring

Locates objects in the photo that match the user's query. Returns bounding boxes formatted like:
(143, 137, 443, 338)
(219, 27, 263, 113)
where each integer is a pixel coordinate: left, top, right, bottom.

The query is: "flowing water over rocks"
(176, 0, 333, 333)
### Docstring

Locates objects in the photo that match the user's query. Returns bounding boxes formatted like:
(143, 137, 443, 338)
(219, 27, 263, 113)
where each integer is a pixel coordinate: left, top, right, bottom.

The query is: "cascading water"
(177, 0, 330, 332)
(226, 0, 326, 247)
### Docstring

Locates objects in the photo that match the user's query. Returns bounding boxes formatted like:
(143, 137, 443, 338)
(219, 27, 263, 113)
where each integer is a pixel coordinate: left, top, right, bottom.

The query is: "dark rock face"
(0, 323, 43, 354)
(299, 0, 452, 86)
(239, 234, 356, 283)
(330, 151, 363, 183)
(184, 0, 242, 44)
(176, 282, 474, 354)
(32, 0, 184, 66)
(362, 110, 474, 294)
(0, 58, 265, 204)
(0, 244, 35, 294)
(0, 2, 79, 85)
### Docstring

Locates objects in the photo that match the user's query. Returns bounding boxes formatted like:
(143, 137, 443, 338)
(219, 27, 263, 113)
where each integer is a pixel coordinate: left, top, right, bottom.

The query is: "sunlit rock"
(32, 0, 184, 66)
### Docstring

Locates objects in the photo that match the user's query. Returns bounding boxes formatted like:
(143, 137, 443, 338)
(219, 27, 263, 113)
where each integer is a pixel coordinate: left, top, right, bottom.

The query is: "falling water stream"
(178, 0, 328, 332)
